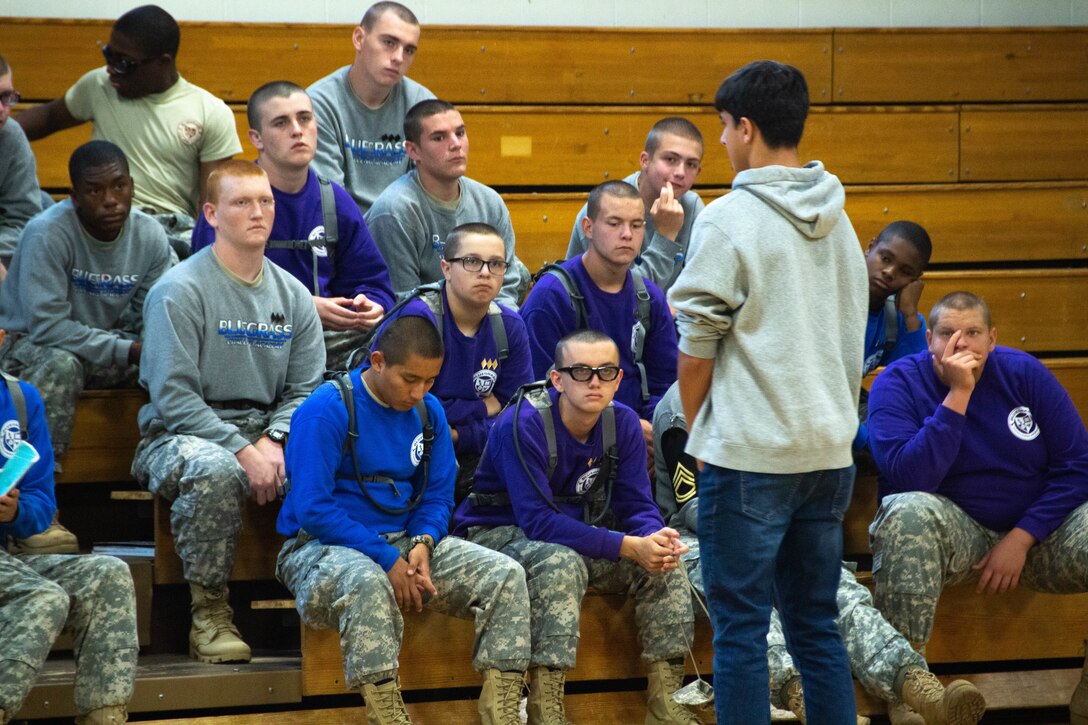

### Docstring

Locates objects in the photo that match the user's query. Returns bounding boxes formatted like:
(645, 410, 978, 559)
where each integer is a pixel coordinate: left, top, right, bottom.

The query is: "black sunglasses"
(101, 44, 156, 75)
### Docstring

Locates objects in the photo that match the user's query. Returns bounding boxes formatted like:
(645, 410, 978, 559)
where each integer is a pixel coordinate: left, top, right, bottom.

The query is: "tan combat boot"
(10, 512, 79, 554)
(75, 706, 128, 724)
(361, 678, 411, 725)
(785, 676, 870, 725)
(188, 583, 251, 664)
(645, 660, 700, 725)
(527, 665, 572, 725)
(887, 700, 925, 725)
(479, 668, 525, 725)
(1071, 640, 1088, 725)
(898, 666, 985, 725)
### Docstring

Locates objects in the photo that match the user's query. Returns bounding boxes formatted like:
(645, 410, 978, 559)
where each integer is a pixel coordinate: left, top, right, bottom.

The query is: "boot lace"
(496, 673, 525, 723)
(371, 686, 411, 725)
(905, 668, 943, 703)
(540, 671, 567, 722)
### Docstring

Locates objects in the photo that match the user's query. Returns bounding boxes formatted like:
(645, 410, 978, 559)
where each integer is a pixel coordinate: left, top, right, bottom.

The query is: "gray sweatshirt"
(565, 171, 704, 292)
(0, 119, 44, 260)
(137, 247, 326, 452)
(308, 67, 434, 215)
(365, 170, 522, 308)
(668, 161, 867, 474)
(0, 199, 172, 367)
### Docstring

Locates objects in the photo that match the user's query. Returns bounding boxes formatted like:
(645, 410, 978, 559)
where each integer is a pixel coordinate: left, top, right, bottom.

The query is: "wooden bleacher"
(7, 16, 1086, 723)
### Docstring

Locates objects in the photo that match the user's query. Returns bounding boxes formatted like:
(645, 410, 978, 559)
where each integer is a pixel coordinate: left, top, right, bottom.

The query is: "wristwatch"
(409, 534, 435, 555)
(266, 429, 287, 446)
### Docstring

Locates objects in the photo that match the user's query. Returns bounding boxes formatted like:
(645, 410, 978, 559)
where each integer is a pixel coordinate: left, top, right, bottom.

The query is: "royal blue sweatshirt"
(868, 346, 1088, 541)
(452, 388, 664, 561)
(520, 257, 677, 420)
(278, 370, 457, 572)
(0, 380, 57, 540)
(192, 169, 394, 308)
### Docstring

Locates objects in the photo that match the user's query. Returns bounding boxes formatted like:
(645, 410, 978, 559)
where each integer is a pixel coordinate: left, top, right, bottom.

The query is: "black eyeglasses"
(0, 91, 21, 108)
(101, 45, 155, 75)
(557, 364, 621, 382)
(446, 256, 509, 274)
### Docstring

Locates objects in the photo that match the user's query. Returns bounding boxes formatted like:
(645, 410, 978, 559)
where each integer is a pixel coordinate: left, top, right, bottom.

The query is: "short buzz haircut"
(0, 54, 9, 77)
(554, 329, 619, 370)
(247, 80, 308, 131)
(444, 222, 501, 260)
(205, 159, 268, 205)
(645, 117, 704, 158)
(714, 60, 809, 150)
(361, 2, 419, 30)
(586, 180, 641, 221)
(114, 5, 180, 59)
(875, 220, 933, 269)
(403, 98, 458, 145)
(928, 291, 993, 330)
(374, 314, 444, 366)
(69, 141, 129, 188)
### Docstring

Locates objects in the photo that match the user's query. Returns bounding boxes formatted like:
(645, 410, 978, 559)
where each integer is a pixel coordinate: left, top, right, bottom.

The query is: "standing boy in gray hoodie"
(668, 61, 868, 725)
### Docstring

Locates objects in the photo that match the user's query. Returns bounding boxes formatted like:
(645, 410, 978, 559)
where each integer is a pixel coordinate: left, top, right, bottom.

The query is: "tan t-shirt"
(65, 68, 242, 218)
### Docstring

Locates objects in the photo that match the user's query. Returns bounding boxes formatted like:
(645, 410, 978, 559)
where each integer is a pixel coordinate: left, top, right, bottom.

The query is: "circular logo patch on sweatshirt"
(1, 420, 21, 458)
(1007, 406, 1040, 441)
(410, 433, 425, 466)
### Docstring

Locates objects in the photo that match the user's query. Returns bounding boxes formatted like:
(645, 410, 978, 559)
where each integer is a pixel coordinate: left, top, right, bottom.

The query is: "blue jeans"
(698, 464, 857, 725)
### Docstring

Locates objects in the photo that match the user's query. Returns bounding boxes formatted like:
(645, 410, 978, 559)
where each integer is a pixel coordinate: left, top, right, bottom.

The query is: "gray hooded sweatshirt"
(668, 161, 867, 474)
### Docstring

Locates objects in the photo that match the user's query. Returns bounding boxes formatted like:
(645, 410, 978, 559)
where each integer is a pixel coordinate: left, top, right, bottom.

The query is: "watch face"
(269, 430, 286, 443)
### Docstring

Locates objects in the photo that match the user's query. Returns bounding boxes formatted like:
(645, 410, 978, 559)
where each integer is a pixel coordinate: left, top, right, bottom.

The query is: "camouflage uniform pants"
(677, 529, 923, 706)
(323, 329, 368, 372)
(131, 416, 268, 588)
(0, 335, 139, 456)
(469, 525, 694, 671)
(871, 492, 1088, 645)
(0, 550, 137, 721)
(276, 531, 531, 688)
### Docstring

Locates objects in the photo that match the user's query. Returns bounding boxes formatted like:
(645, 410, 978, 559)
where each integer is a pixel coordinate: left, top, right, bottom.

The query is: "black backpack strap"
(882, 295, 899, 360)
(1, 372, 27, 440)
(265, 176, 339, 294)
(629, 271, 652, 403)
(535, 263, 587, 330)
(487, 302, 509, 362)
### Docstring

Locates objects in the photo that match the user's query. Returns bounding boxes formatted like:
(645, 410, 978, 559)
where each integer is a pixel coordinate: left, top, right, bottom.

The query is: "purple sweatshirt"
(868, 346, 1088, 541)
(452, 388, 664, 561)
(192, 169, 394, 308)
(384, 290, 533, 455)
(519, 257, 677, 420)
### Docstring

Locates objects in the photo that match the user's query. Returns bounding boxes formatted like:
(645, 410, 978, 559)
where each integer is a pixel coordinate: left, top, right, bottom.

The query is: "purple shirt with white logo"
(868, 346, 1088, 541)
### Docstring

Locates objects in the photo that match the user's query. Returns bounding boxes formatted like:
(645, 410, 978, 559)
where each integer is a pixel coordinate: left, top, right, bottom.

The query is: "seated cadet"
(856, 221, 933, 457)
(374, 223, 533, 499)
(0, 367, 138, 725)
(0, 54, 43, 278)
(652, 382, 984, 725)
(868, 291, 1088, 725)
(15, 5, 241, 251)
(309, 1, 434, 216)
(0, 141, 172, 555)
(192, 80, 395, 370)
(276, 314, 530, 725)
(521, 180, 678, 448)
(132, 161, 324, 664)
(453, 330, 697, 725)
(565, 117, 705, 292)
(365, 99, 526, 308)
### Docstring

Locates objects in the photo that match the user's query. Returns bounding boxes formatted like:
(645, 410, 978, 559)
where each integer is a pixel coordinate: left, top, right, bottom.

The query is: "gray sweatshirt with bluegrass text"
(137, 247, 325, 452)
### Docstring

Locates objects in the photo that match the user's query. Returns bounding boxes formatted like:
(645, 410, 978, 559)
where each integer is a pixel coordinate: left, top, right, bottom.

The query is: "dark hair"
(586, 180, 641, 221)
(444, 222, 501, 260)
(69, 141, 129, 187)
(645, 116, 703, 157)
(554, 329, 618, 369)
(0, 54, 9, 77)
(247, 80, 308, 131)
(875, 220, 933, 269)
(374, 314, 444, 366)
(114, 5, 180, 58)
(714, 60, 809, 149)
(361, 1, 419, 30)
(928, 291, 993, 330)
(403, 98, 458, 145)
